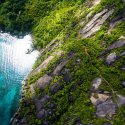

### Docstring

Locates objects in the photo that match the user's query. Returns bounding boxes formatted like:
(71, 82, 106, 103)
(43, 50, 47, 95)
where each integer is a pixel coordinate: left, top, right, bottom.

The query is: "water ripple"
(0, 33, 39, 125)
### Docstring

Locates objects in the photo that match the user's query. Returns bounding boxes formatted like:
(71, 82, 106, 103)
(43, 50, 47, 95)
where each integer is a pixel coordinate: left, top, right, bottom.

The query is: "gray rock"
(92, 78, 102, 90)
(62, 68, 72, 82)
(53, 60, 68, 75)
(36, 109, 48, 119)
(35, 95, 50, 111)
(50, 83, 60, 94)
(37, 75, 52, 90)
(79, 9, 114, 38)
(96, 99, 117, 118)
(106, 52, 116, 65)
(106, 40, 125, 51)
(117, 94, 125, 107)
(20, 118, 27, 124)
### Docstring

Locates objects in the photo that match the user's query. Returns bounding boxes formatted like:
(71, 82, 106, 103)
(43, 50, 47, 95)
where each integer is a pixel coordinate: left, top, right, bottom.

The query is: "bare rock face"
(106, 40, 125, 52)
(106, 52, 116, 65)
(96, 99, 117, 118)
(50, 83, 63, 94)
(79, 9, 114, 38)
(36, 109, 48, 119)
(37, 75, 52, 90)
(35, 95, 50, 111)
(30, 51, 64, 76)
(53, 60, 68, 75)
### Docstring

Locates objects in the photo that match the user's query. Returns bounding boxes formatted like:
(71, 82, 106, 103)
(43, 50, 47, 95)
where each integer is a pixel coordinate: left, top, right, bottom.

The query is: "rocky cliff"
(11, 0, 125, 124)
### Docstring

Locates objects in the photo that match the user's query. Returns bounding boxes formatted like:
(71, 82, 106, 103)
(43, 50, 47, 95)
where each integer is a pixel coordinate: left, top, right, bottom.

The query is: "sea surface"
(0, 33, 39, 125)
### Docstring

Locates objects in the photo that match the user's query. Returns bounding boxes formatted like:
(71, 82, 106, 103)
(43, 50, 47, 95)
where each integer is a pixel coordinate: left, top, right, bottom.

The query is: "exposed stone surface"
(106, 52, 116, 65)
(92, 77, 102, 90)
(53, 60, 68, 75)
(79, 9, 114, 38)
(96, 99, 117, 118)
(36, 109, 48, 119)
(106, 40, 125, 52)
(61, 68, 72, 82)
(117, 94, 125, 107)
(50, 83, 63, 94)
(31, 51, 63, 76)
(37, 75, 52, 90)
(35, 95, 50, 111)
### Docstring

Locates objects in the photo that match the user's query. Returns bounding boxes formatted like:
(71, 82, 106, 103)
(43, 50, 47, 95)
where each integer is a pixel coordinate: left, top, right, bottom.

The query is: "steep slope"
(3, 0, 125, 124)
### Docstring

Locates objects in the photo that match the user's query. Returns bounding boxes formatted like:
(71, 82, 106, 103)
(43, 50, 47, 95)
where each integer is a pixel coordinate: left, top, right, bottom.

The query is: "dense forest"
(1, 0, 125, 125)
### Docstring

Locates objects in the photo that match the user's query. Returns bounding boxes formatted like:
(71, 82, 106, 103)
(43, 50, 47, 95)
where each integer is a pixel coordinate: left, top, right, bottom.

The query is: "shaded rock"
(106, 40, 125, 52)
(20, 118, 27, 124)
(106, 52, 116, 65)
(49, 103, 56, 109)
(50, 83, 63, 94)
(96, 99, 117, 118)
(74, 117, 81, 125)
(53, 60, 68, 75)
(37, 75, 52, 90)
(117, 94, 125, 107)
(35, 95, 50, 111)
(62, 68, 72, 82)
(121, 81, 125, 87)
(36, 109, 48, 119)
(92, 78, 102, 90)
(79, 9, 114, 38)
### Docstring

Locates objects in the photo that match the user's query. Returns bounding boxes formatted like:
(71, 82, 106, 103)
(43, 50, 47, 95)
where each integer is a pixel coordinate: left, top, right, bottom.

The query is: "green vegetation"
(1, 0, 125, 125)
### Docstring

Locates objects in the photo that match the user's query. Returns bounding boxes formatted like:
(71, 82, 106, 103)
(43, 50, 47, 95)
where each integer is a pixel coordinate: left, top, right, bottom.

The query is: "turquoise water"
(0, 33, 39, 125)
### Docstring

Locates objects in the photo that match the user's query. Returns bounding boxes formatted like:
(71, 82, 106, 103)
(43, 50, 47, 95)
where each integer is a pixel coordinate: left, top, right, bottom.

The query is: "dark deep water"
(0, 33, 39, 125)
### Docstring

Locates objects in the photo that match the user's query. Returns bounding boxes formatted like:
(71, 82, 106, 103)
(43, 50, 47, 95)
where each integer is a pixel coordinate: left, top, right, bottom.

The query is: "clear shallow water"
(0, 33, 39, 125)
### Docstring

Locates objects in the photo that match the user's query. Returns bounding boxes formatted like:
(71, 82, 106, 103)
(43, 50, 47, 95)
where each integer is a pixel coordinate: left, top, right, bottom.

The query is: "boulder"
(50, 83, 60, 94)
(36, 109, 48, 119)
(53, 60, 68, 75)
(79, 9, 114, 38)
(106, 52, 116, 65)
(96, 99, 117, 118)
(35, 95, 50, 111)
(37, 75, 52, 90)
(106, 40, 125, 51)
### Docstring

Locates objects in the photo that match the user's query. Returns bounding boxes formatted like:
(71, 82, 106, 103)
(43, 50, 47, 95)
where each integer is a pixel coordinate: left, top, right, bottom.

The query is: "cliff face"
(10, 0, 125, 124)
